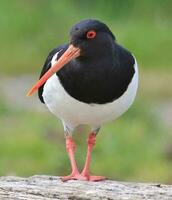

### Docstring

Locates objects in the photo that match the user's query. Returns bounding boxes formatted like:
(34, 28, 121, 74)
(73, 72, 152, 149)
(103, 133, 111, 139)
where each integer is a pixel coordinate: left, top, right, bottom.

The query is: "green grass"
(0, 102, 64, 176)
(0, 0, 172, 74)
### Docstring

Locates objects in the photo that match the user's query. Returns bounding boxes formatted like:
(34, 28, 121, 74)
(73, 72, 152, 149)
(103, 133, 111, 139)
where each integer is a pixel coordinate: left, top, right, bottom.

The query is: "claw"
(61, 173, 87, 182)
(88, 175, 106, 181)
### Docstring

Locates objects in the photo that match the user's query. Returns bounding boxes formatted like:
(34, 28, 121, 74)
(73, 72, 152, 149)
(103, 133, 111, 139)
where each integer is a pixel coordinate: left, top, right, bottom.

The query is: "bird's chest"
(57, 59, 133, 104)
(42, 63, 138, 127)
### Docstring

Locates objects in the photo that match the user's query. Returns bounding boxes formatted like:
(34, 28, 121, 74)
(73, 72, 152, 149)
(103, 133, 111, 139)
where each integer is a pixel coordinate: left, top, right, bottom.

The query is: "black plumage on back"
(57, 43, 135, 104)
(38, 42, 135, 104)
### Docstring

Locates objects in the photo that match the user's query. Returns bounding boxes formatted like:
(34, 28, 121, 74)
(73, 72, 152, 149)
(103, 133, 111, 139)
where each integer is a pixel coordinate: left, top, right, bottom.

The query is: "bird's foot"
(81, 174, 106, 181)
(61, 172, 106, 182)
(87, 175, 106, 181)
(61, 172, 87, 182)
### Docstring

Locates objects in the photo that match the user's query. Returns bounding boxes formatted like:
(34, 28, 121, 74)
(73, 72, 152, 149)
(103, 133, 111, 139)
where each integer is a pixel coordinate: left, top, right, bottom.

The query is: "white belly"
(43, 60, 138, 130)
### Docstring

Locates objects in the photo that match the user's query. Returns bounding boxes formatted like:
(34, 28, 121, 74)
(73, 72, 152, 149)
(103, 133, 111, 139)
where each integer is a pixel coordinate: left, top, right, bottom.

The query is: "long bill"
(26, 44, 80, 96)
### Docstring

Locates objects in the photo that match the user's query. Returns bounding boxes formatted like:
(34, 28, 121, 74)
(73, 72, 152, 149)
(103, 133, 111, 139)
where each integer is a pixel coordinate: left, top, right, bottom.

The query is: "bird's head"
(27, 19, 115, 96)
(69, 19, 115, 58)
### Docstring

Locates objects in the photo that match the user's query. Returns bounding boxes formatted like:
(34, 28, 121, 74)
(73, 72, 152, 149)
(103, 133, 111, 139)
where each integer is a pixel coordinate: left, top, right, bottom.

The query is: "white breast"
(42, 58, 138, 131)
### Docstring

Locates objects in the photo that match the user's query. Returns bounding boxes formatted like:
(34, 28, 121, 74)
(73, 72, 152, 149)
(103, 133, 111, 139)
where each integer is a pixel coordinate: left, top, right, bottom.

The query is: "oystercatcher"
(27, 19, 138, 181)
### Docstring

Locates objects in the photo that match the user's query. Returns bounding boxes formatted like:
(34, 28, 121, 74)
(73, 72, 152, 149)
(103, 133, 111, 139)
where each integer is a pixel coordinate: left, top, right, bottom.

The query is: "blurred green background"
(0, 0, 172, 183)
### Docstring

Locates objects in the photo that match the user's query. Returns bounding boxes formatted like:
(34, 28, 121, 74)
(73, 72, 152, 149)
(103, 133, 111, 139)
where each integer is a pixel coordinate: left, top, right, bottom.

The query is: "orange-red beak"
(27, 44, 80, 96)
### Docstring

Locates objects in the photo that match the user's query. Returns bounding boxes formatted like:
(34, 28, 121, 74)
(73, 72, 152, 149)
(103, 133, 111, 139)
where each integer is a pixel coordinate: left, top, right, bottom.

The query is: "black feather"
(38, 19, 136, 104)
(57, 43, 135, 104)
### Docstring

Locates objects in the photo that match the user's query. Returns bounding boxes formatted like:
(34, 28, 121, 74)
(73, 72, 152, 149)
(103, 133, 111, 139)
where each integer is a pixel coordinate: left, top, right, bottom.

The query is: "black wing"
(38, 44, 68, 103)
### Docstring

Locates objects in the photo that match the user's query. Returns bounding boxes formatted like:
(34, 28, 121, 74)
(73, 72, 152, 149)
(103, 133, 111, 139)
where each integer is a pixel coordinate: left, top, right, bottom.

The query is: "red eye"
(86, 30, 96, 39)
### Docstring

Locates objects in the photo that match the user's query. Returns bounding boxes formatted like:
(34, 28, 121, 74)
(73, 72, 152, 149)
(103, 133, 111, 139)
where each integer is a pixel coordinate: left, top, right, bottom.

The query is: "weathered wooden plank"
(0, 175, 172, 200)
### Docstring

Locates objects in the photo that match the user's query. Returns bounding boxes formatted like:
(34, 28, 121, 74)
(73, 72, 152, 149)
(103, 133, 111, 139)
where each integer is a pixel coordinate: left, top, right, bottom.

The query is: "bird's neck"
(80, 39, 115, 61)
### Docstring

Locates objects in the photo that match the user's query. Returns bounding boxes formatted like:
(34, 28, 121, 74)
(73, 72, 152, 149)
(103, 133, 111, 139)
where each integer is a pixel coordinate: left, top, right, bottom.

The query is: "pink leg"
(61, 137, 87, 181)
(81, 132, 106, 181)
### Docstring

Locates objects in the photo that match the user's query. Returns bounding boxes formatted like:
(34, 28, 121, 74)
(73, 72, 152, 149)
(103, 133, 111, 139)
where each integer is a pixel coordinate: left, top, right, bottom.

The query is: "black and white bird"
(27, 19, 138, 181)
